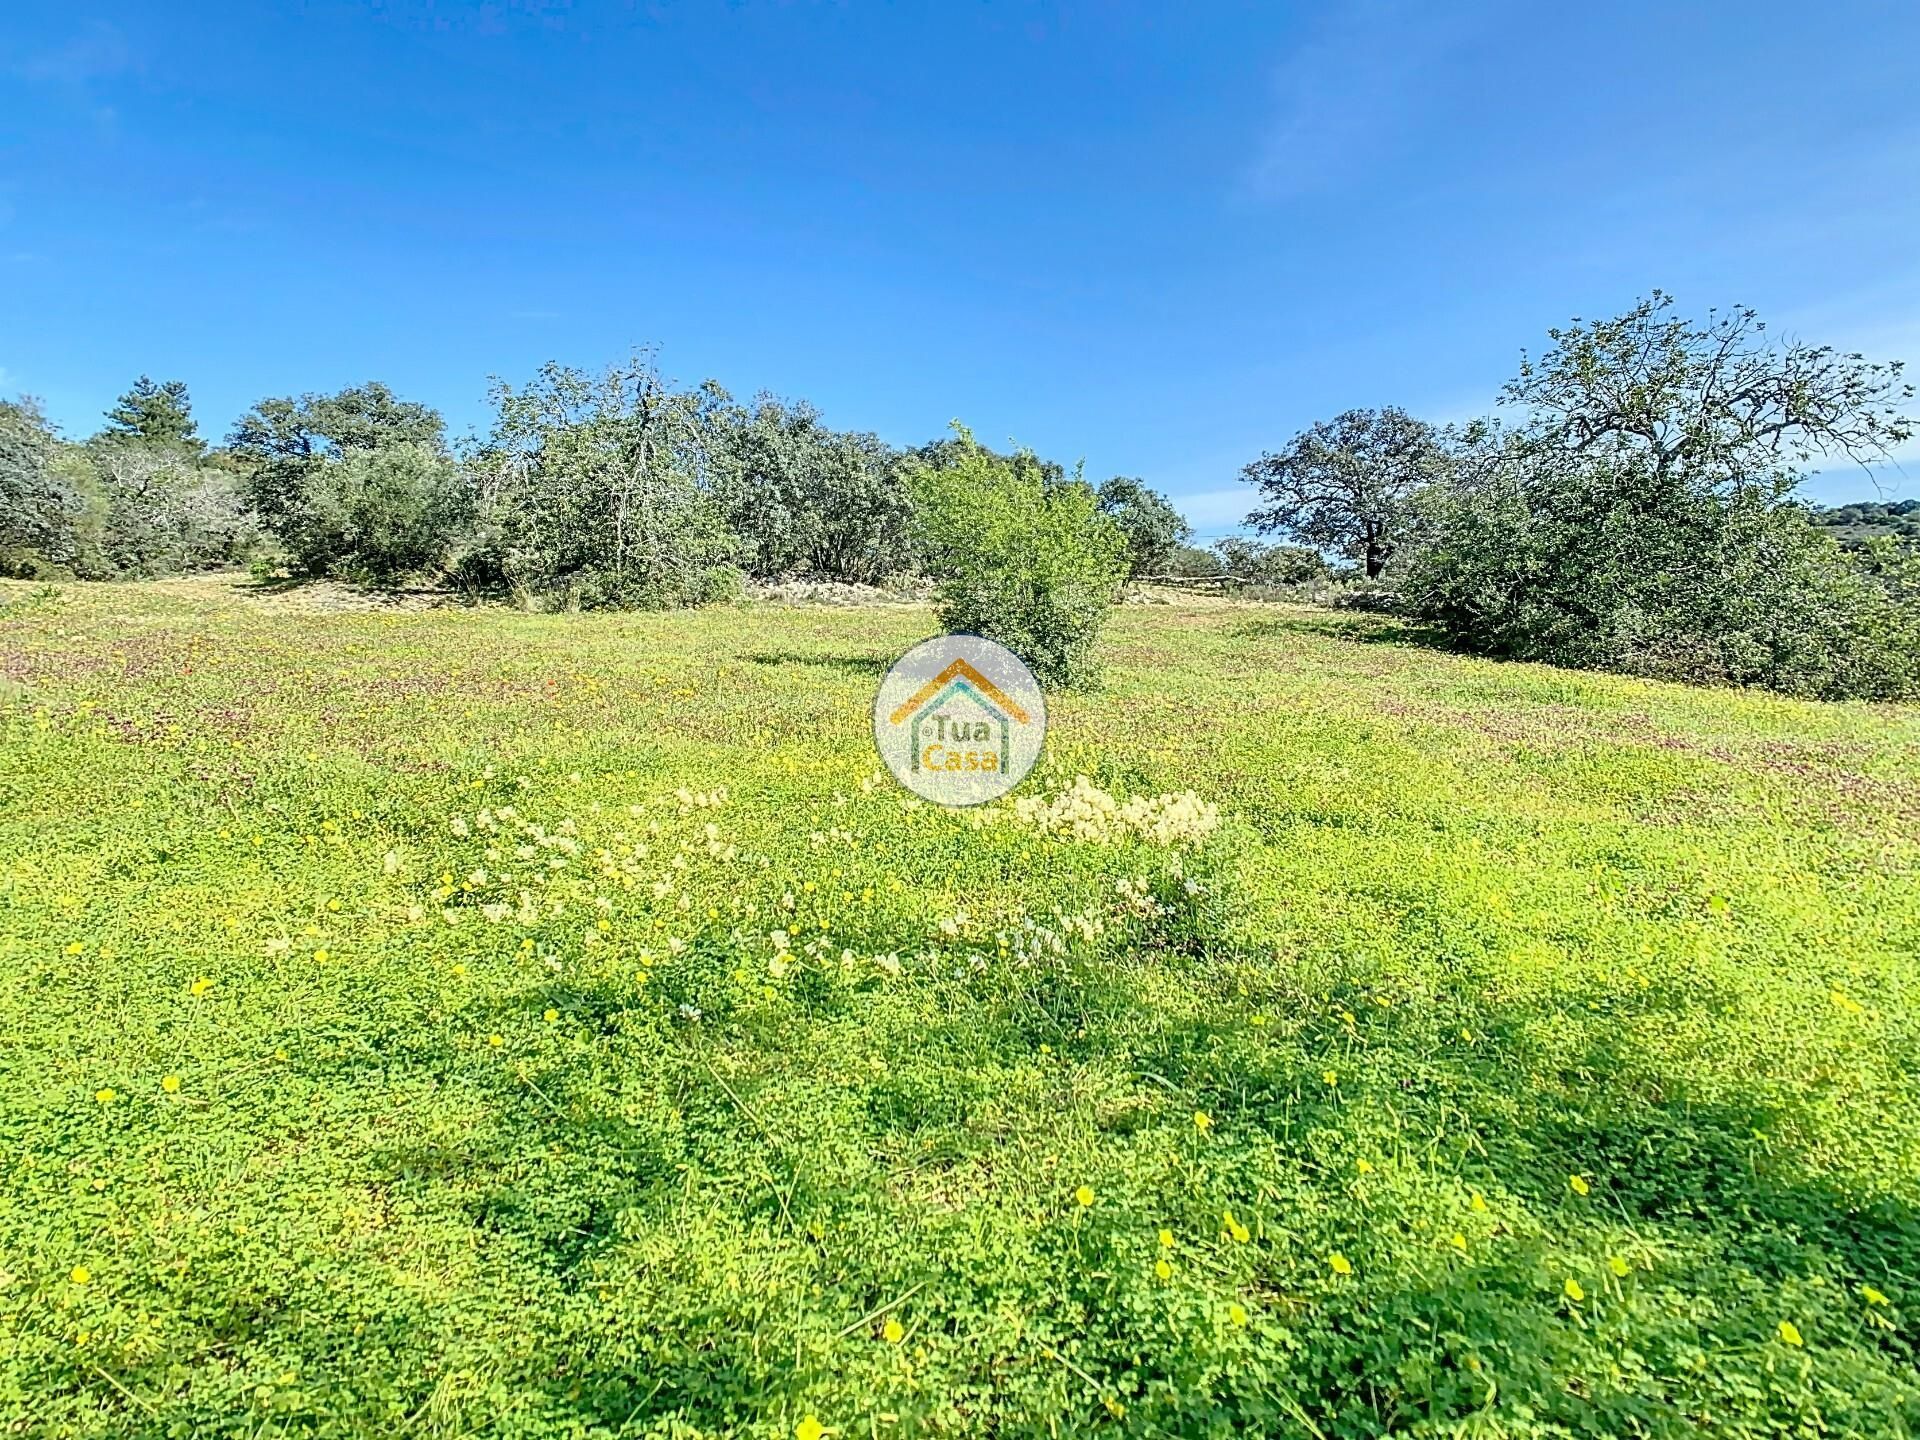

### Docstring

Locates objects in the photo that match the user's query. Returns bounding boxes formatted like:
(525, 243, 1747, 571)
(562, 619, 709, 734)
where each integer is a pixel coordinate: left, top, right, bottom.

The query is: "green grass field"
(4, 576, 1918, 1439)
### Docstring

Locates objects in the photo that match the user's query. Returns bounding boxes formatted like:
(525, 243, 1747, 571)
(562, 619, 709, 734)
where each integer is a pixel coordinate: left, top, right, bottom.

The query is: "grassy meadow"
(2, 575, 1918, 1439)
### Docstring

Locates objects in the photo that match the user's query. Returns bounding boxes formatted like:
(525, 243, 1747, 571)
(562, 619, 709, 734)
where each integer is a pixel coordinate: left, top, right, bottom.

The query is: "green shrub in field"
(287, 442, 468, 584)
(907, 426, 1129, 688)
(1403, 454, 1920, 699)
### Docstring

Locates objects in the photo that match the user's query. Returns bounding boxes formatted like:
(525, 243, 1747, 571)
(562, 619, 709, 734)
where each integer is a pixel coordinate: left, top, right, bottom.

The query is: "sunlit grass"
(3, 575, 1917, 1437)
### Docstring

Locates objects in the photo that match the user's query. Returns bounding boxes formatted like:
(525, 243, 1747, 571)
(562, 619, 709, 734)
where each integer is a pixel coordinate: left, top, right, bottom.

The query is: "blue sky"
(3, 1, 1917, 534)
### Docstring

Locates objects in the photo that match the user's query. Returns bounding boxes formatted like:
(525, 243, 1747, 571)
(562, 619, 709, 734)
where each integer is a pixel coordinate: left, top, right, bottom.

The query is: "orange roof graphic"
(887, 657, 1032, 726)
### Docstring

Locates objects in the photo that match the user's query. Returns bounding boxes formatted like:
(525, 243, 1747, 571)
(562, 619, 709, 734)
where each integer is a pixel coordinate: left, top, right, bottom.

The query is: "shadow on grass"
(1230, 609, 1454, 650)
(743, 651, 890, 677)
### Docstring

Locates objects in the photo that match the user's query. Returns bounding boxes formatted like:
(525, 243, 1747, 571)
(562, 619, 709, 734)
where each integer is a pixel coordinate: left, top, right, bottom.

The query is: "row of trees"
(1236, 294, 1920, 700)
(0, 360, 1189, 614)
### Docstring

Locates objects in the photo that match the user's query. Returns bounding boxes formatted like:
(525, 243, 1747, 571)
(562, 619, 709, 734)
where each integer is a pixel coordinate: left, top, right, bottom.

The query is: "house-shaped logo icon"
(872, 637, 1046, 805)
(887, 657, 1032, 774)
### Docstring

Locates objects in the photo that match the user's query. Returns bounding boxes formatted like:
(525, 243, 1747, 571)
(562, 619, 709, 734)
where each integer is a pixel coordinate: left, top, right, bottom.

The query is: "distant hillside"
(1811, 497, 1920, 543)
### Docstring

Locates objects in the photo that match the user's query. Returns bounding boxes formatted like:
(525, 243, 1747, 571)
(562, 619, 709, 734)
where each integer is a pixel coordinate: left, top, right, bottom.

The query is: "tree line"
(0, 355, 1185, 605)
(4, 292, 1915, 700)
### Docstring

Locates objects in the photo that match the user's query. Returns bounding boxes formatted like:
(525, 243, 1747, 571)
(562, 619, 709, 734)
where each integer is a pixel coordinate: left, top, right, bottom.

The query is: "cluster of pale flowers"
(1009, 776, 1221, 847)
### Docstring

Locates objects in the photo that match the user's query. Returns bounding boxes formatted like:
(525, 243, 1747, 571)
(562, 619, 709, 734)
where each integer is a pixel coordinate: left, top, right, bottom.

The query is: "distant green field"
(3, 576, 1918, 1439)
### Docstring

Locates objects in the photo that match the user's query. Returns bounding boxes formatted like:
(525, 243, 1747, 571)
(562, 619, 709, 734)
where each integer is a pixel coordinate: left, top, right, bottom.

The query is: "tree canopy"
(1239, 406, 1445, 578)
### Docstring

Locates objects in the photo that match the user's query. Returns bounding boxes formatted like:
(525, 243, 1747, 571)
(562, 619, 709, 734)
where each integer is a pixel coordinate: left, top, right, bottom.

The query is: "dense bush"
(714, 398, 912, 584)
(1097, 475, 1192, 576)
(1212, 536, 1334, 587)
(228, 382, 450, 576)
(73, 440, 264, 578)
(467, 357, 741, 610)
(293, 443, 469, 584)
(1402, 454, 1920, 698)
(1, 401, 81, 577)
(908, 428, 1129, 688)
(1390, 296, 1919, 700)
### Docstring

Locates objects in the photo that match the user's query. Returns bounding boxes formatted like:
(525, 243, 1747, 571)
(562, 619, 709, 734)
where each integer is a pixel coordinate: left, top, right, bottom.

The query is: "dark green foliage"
(1241, 406, 1445, 578)
(1096, 476, 1192, 576)
(1814, 497, 1920, 544)
(0, 398, 82, 577)
(908, 427, 1129, 688)
(1212, 535, 1332, 585)
(714, 398, 912, 583)
(102, 375, 202, 451)
(468, 356, 741, 609)
(294, 443, 469, 584)
(1165, 543, 1226, 578)
(1402, 296, 1920, 700)
(228, 382, 448, 572)
(1403, 455, 1920, 698)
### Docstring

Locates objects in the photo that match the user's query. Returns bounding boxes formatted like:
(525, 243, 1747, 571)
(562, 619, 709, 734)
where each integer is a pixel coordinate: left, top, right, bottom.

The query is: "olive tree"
(468, 354, 739, 609)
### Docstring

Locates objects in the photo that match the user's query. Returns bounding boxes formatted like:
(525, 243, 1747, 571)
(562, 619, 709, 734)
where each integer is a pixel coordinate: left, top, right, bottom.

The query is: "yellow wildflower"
(1862, 1285, 1889, 1307)
(544, 1008, 559, 1023)
(1074, 1185, 1095, 1208)
(1569, 1174, 1590, 1196)
(70, 1266, 91, 1285)
(1155, 1258, 1173, 1280)
(161, 1075, 181, 1094)
(882, 1317, 904, 1344)
(1563, 1278, 1584, 1302)
(1223, 1210, 1250, 1244)
(1608, 1255, 1630, 1277)
(95, 1088, 116, 1105)
(1356, 1158, 1374, 1174)
(795, 1418, 825, 1440)
(1158, 1228, 1175, 1249)
(189, 976, 214, 996)
(1227, 1302, 1249, 1327)
(1777, 1320, 1803, 1346)
(1329, 1252, 1353, 1276)
(1449, 1232, 1468, 1254)
(1192, 1110, 1212, 1132)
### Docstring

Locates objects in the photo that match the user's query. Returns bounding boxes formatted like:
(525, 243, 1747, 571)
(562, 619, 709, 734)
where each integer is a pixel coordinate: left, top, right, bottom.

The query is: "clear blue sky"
(4, 1, 1917, 532)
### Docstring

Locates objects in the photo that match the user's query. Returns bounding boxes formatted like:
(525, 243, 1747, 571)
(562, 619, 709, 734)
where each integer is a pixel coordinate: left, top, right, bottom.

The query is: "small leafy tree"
(907, 426, 1128, 689)
(1240, 406, 1445, 577)
(1096, 476, 1191, 577)
(299, 444, 467, 584)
